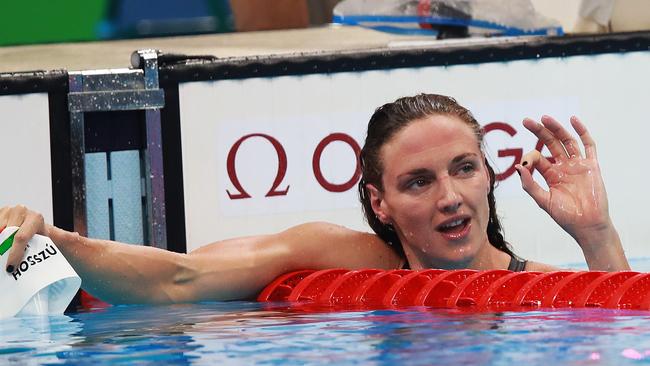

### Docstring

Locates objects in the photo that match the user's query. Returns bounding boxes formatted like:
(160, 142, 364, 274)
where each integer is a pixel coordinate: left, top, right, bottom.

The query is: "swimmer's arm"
(519, 227, 629, 272)
(182, 223, 401, 302)
(573, 224, 630, 271)
(47, 226, 191, 304)
(47, 222, 400, 304)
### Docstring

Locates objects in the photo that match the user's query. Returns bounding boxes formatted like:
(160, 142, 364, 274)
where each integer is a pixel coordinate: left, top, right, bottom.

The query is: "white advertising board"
(0, 93, 53, 223)
(179, 51, 650, 266)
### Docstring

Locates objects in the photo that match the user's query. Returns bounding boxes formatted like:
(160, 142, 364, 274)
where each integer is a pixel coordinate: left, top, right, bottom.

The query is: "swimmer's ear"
(366, 183, 391, 224)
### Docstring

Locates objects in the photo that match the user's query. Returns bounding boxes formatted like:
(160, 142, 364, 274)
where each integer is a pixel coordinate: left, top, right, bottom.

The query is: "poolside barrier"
(257, 269, 650, 311)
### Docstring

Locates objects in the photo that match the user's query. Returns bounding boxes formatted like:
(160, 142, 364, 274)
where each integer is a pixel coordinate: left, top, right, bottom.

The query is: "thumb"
(515, 164, 549, 211)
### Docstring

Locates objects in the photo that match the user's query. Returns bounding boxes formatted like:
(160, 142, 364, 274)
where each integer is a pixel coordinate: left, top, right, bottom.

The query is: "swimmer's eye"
(456, 162, 476, 176)
(406, 177, 430, 190)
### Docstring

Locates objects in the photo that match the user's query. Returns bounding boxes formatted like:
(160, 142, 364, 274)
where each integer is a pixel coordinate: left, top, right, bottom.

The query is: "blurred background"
(0, 0, 341, 46)
(1, 0, 649, 47)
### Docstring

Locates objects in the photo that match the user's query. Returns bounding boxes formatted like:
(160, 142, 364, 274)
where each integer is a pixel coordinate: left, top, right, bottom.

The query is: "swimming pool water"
(4, 259, 650, 365)
(3, 301, 650, 365)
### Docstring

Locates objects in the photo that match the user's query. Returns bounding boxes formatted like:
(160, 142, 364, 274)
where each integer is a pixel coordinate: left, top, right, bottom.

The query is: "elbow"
(155, 254, 201, 304)
(172, 254, 198, 286)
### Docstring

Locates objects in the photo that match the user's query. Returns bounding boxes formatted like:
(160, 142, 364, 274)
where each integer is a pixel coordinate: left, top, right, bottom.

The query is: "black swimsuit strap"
(507, 254, 528, 272)
(401, 259, 411, 270)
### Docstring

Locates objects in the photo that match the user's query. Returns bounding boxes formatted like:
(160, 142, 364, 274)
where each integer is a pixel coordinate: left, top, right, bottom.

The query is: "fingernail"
(6, 265, 14, 273)
(522, 161, 528, 166)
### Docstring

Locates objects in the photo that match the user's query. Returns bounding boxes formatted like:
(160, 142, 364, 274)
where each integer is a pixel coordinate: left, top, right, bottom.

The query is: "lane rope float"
(257, 269, 650, 311)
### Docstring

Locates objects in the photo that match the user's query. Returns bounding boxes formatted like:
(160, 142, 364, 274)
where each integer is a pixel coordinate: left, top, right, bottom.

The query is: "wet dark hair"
(358, 93, 515, 259)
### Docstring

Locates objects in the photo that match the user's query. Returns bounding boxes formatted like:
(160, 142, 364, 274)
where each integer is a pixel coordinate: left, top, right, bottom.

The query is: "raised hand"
(515, 115, 610, 242)
(514, 116, 628, 271)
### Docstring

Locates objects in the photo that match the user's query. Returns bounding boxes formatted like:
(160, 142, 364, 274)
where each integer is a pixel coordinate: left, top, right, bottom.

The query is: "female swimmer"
(0, 94, 629, 304)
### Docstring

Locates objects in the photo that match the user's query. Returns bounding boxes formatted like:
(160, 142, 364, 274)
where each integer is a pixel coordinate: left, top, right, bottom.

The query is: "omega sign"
(225, 123, 550, 200)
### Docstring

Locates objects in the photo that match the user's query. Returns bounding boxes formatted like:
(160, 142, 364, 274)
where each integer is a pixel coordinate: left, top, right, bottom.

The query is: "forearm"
(575, 225, 630, 271)
(47, 226, 298, 304)
(48, 226, 190, 304)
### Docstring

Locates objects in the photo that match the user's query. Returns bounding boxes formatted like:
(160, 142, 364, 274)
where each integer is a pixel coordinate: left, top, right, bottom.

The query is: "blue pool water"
(3, 302, 650, 365)
(3, 258, 650, 365)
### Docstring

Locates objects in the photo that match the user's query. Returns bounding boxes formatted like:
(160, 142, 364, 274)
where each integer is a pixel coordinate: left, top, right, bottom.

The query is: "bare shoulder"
(188, 222, 403, 272)
(277, 222, 403, 270)
(525, 260, 564, 272)
(279, 222, 382, 242)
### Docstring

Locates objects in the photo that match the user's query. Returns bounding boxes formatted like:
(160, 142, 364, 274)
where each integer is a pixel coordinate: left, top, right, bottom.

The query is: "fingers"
(0, 205, 45, 273)
(540, 115, 582, 158)
(520, 150, 553, 173)
(515, 163, 549, 211)
(570, 115, 597, 159)
(523, 116, 590, 160)
(523, 117, 568, 159)
(521, 150, 559, 184)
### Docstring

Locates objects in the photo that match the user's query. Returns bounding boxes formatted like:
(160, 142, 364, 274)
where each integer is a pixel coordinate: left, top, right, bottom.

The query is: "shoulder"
(525, 260, 563, 272)
(279, 222, 379, 240)
(276, 222, 403, 270)
(276, 222, 388, 252)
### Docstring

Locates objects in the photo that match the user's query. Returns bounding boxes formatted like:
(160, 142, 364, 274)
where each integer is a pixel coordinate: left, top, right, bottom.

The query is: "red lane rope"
(258, 269, 650, 311)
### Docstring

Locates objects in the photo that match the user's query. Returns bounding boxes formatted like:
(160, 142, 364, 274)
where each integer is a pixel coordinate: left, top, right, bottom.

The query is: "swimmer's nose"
(437, 177, 462, 213)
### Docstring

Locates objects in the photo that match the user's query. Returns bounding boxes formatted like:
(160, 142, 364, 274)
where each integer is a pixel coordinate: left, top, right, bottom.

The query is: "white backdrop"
(179, 51, 650, 266)
(0, 93, 53, 223)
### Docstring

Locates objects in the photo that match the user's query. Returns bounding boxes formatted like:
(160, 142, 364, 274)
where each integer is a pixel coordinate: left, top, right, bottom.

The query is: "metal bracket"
(68, 60, 164, 112)
(68, 89, 164, 112)
(68, 49, 168, 250)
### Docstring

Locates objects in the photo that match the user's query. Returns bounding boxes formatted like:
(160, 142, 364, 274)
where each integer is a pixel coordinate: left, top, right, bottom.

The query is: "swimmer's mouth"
(436, 216, 471, 234)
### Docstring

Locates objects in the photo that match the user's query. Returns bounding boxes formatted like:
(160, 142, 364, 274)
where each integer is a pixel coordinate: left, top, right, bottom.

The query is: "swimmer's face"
(368, 114, 491, 268)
